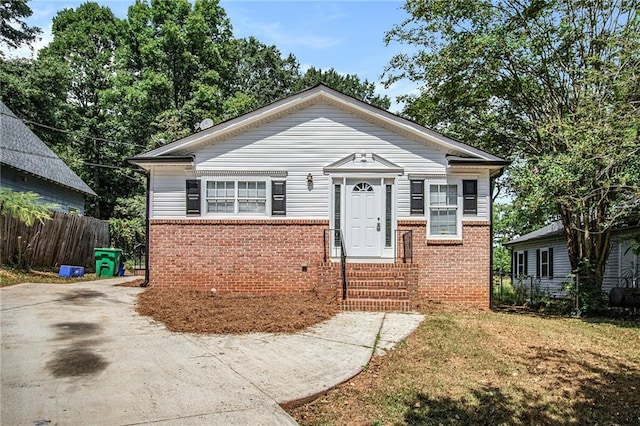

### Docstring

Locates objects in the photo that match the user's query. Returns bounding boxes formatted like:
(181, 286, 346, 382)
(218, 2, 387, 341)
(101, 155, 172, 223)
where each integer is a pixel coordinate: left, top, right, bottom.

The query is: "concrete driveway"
(1, 277, 423, 425)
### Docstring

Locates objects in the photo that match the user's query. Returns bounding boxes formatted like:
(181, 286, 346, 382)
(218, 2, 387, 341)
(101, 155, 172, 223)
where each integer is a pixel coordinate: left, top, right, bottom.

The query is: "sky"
(11, 0, 419, 112)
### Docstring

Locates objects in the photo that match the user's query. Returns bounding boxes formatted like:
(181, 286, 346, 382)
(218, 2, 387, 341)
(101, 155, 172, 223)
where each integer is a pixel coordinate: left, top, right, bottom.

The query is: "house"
(504, 221, 640, 297)
(0, 101, 96, 214)
(130, 84, 508, 310)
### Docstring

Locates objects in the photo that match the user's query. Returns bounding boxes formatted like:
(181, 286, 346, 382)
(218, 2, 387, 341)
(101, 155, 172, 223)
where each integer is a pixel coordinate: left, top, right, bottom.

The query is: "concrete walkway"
(1, 277, 424, 425)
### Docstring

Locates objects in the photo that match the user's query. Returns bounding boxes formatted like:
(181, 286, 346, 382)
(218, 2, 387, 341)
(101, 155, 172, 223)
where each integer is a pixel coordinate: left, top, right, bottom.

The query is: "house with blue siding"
(0, 101, 96, 214)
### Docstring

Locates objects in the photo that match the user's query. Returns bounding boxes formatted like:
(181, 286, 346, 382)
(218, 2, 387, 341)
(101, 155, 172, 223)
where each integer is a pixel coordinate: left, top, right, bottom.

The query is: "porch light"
(306, 173, 313, 185)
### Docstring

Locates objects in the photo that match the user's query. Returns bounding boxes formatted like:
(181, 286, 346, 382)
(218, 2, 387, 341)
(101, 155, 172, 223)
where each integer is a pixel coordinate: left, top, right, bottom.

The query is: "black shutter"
(272, 181, 286, 216)
(463, 180, 477, 214)
(410, 180, 424, 215)
(186, 179, 201, 216)
(536, 249, 541, 278)
(511, 249, 516, 279)
(548, 247, 554, 278)
(523, 250, 529, 276)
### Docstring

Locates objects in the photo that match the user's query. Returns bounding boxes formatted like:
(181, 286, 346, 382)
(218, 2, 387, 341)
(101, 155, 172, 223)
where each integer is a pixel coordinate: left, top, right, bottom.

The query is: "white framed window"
(206, 181, 236, 213)
(429, 184, 459, 237)
(205, 180, 267, 215)
(515, 250, 528, 277)
(537, 247, 553, 278)
(237, 181, 266, 213)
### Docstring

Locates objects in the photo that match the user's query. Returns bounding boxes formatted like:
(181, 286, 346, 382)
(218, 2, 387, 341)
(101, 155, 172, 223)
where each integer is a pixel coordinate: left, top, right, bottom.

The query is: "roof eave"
(127, 155, 195, 170)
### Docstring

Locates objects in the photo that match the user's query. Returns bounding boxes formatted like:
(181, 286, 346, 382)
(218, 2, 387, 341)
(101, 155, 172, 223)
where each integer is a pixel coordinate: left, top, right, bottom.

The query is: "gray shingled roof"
(504, 220, 565, 246)
(0, 101, 96, 196)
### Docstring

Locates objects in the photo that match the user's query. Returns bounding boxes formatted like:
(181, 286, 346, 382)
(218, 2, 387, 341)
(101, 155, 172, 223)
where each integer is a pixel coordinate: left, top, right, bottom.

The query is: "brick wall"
(398, 219, 491, 308)
(149, 218, 491, 308)
(149, 219, 332, 295)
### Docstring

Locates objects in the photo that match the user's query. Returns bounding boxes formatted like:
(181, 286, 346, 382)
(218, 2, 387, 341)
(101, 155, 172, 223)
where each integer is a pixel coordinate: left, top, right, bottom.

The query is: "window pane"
(430, 185, 457, 206)
(257, 182, 266, 198)
(238, 181, 247, 198)
(446, 185, 457, 205)
(239, 199, 266, 213)
(430, 208, 456, 235)
(226, 182, 235, 197)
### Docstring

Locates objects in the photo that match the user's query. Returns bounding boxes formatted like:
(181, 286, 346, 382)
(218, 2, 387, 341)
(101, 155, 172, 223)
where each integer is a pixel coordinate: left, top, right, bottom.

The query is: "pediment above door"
(323, 152, 404, 175)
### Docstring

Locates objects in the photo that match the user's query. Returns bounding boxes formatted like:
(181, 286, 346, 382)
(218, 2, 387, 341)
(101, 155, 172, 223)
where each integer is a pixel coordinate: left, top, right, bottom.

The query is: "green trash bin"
(94, 248, 122, 277)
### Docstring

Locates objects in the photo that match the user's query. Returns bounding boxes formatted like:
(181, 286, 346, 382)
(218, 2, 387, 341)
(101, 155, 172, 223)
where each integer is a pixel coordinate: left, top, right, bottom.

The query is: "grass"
(289, 304, 640, 425)
(0, 266, 99, 287)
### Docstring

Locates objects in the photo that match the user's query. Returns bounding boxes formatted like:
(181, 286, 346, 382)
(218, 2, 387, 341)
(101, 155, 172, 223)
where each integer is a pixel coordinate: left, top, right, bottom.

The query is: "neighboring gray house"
(505, 221, 640, 297)
(0, 101, 95, 214)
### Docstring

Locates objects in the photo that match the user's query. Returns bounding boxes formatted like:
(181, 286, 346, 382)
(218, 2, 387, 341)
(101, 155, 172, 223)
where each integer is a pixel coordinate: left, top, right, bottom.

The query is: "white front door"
(346, 179, 382, 257)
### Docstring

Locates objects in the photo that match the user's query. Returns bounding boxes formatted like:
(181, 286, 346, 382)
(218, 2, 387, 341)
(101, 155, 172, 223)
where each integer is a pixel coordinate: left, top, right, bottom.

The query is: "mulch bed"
(136, 288, 338, 334)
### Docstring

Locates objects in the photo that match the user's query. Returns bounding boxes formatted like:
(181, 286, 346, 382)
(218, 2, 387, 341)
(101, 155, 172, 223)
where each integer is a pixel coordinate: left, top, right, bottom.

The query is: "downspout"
(489, 176, 495, 309)
(141, 169, 150, 287)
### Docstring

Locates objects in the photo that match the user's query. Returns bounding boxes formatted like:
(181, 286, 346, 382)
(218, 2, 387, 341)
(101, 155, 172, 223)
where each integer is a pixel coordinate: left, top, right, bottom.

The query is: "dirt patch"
(136, 288, 338, 334)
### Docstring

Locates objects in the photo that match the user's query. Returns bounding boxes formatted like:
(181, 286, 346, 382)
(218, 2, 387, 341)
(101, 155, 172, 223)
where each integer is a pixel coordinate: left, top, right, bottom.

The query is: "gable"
(132, 85, 508, 176)
(191, 102, 450, 173)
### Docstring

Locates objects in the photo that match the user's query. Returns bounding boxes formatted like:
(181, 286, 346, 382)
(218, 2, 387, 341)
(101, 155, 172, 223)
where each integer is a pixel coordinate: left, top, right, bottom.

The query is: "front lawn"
(289, 304, 640, 425)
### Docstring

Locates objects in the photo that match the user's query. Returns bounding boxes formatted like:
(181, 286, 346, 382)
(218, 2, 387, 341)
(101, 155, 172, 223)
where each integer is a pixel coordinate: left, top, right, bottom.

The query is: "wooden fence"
(1, 211, 109, 270)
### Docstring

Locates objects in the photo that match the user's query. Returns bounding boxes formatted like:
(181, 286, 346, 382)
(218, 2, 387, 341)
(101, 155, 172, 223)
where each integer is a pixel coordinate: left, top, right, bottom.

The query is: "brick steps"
(338, 262, 414, 312)
(340, 298, 411, 312)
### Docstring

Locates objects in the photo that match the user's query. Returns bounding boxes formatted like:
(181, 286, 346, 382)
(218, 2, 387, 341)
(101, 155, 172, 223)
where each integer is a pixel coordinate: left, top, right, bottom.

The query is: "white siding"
(151, 167, 186, 218)
(151, 102, 494, 220)
(511, 230, 640, 296)
(604, 233, 640, 292)
(511, 238, 573, 297)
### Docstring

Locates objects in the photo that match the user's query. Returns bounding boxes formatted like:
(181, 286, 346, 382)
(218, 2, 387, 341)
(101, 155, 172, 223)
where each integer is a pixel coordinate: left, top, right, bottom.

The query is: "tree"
(0, 188, 56, 226)
(120, 0, 233, 141)
(294, 67, 391, 110)
(0, 0, 40, 50)
(385, 0, 640, 290)
(38, 2, 132, 219)
(0, 56, 71, 146)
(222, 37, 299, 115)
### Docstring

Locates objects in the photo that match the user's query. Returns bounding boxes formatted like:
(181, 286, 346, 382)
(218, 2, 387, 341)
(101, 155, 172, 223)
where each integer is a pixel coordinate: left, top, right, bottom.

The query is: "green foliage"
(0, 0, 41, 50)
(108, 194, 146, 259)
(2, 0, 395, 225)
(0, 188, 57, 226)
(294, 67, 391, 110)
(493, 246, 511, 274)
(386, 0, 640, 289)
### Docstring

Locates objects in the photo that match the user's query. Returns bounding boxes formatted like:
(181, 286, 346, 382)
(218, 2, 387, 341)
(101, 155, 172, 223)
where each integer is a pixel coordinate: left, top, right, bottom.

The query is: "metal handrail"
(323, 228, 348, 300)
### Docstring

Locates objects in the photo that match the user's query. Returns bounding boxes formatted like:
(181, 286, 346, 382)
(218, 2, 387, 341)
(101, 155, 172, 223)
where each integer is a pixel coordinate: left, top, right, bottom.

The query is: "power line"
(0, 111, 148, 149)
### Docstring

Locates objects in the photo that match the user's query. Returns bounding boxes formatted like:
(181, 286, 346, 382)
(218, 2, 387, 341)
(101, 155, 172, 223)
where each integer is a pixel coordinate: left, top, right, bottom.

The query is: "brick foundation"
(149, 218, 491, 309)
(398, 219, 491, 308)
(149, 219, 333, 296)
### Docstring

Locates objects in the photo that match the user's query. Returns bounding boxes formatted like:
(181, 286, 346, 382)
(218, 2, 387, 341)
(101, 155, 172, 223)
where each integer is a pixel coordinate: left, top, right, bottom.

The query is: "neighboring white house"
(130, 84, 508, 310)
(0, 101, 95, 214)
(505, 221, 640, 297)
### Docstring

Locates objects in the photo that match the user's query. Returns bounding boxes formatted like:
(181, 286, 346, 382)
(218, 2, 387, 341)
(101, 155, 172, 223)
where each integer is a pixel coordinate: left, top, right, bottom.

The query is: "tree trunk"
(559, 204, 612, 289)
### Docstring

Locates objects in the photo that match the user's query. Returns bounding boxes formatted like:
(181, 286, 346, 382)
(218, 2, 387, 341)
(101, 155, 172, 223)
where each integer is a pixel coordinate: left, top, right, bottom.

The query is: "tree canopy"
(385, 0, 640, 288)
(0, 0, 392, 240)
(0, 0, 40, 50)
